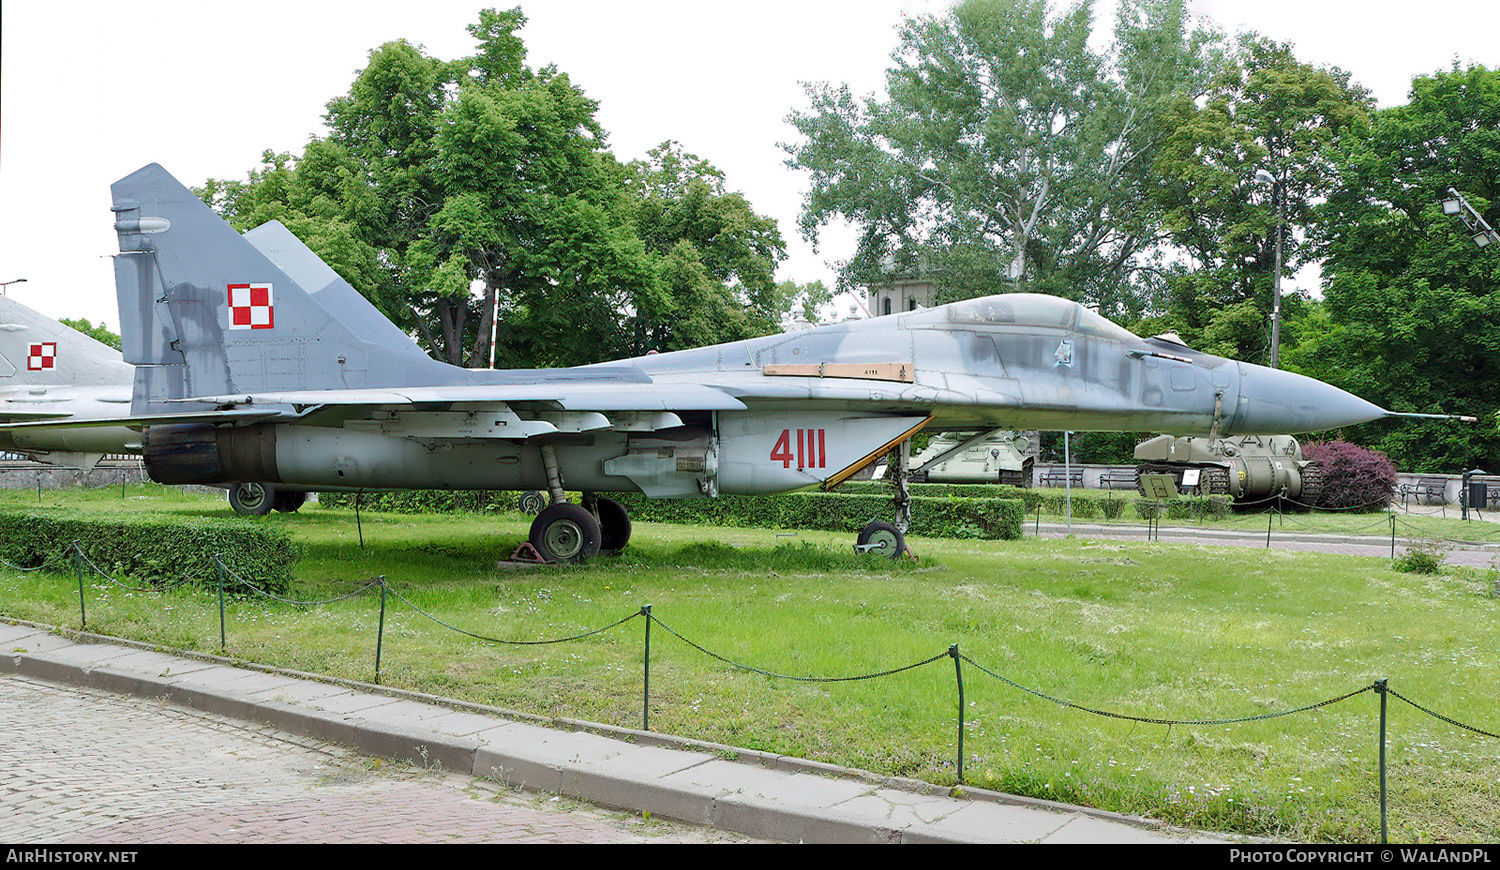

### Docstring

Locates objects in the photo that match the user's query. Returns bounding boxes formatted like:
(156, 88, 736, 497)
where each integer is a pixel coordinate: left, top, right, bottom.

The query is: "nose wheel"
(855, 520, 906, 559)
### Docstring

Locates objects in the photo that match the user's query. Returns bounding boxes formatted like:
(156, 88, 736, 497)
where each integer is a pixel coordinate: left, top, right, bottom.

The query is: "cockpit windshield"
(916, 293, 1137, 343)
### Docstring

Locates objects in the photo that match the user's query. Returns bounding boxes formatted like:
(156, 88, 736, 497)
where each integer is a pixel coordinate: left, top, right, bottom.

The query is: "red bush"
(1302, 440, 1398, 511)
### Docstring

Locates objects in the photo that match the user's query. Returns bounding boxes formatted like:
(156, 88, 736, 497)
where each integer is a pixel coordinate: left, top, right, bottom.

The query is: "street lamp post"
(0, 278, 26, 295)
(1256, 169, 1282, 369)
(1440, 188, 1499, 249)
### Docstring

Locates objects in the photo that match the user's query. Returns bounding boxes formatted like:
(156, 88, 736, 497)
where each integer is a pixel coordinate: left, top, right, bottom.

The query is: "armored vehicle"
(910, 429, 1037, 486)
(1134, 434, 1324, 503)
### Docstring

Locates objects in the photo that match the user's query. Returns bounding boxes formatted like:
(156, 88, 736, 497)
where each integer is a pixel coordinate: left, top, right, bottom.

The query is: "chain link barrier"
(4, 534, 1499, 840)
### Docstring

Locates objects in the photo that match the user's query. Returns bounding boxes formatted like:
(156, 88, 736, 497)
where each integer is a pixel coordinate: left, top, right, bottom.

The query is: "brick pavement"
(0, 674, 757, 844)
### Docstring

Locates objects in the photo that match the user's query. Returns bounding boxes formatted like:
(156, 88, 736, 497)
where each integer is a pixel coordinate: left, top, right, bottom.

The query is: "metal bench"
(1040, 468, 1085, 488)
(1098, 468, 1139, 491)
(1399, 478, 1448, 509)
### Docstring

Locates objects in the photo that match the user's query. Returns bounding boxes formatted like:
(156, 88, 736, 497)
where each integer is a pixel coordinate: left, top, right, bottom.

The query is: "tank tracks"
(1297, 461, 1325, 506)
(1135, 464, 1232, 497)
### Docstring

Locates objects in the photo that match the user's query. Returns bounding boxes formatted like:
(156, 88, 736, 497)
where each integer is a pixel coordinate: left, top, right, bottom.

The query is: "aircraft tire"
(595, 497, 632, 554)
(229, 482, 277, 516)
(517, 490, 546, 515)
(273, 491, 308, 513)
(530, 503, 602, 564)
(856, 520, 905, 559)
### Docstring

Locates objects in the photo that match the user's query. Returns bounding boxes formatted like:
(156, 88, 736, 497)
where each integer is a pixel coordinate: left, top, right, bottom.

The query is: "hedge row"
(611, 492, 1024, 540)
(841, 481, 1232, 520)
(0, 509, 296, 593)
(319, 490, 511, 514)
(320, 489, 1026, 540)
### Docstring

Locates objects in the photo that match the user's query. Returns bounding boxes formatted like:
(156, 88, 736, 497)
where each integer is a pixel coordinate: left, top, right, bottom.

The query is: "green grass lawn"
(2, 484, 1498, 843)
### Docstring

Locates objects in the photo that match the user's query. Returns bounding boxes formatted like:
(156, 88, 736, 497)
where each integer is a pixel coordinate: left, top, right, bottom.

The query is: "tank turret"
(910, 429, 1037, 486)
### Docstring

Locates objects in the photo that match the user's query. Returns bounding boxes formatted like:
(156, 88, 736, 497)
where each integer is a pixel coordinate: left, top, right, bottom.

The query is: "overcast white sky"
(1, 0, 1495, 328)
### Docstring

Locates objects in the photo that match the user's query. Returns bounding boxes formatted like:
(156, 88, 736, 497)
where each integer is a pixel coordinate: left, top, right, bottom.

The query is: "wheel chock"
(509, 542, 549, 564)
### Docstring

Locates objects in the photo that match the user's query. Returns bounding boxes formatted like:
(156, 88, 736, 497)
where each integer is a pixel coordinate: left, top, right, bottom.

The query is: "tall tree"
(1151, 34, 1371, 361)
(1288, 63, 1500, 472)
(203, 10, 795, 369)
(622, 141, 788, 354)
(785, 0, 1222, 320)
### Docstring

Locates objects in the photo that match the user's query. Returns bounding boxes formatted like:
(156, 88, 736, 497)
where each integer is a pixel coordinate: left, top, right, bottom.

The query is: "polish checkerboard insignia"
(228, 283, 274, 330)
(27, 342, 57, 371)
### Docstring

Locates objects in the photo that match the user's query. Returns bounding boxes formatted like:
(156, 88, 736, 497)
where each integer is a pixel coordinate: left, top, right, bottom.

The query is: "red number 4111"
(770, 428, 827, 469)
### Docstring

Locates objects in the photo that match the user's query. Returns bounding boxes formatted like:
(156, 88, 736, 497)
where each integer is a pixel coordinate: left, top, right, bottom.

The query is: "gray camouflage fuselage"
(107, 163, 1389, 500)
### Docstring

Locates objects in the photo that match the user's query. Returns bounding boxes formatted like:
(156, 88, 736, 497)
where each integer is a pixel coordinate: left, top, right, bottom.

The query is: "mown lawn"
(1, 484, 1497, 843)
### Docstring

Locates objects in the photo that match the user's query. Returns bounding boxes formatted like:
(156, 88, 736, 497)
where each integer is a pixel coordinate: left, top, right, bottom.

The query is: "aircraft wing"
(173, 383, 748, 413)
(0, 408, 287, 431)
(0, 409, 79, 421)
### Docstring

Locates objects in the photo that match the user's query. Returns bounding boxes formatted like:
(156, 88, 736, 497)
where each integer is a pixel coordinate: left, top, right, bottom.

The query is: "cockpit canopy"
(905, 293, 1139, 344)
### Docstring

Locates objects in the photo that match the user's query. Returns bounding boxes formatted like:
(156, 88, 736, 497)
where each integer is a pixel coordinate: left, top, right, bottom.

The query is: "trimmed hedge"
(319, 490, 507, 514)
(611, 492, 1024, 540)
(321, 489, 1026, 541)
(0, 509, 296, 593)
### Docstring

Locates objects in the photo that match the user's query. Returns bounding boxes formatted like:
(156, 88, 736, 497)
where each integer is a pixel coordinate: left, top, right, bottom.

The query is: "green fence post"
(642, 604, 653, 731)
(950, 643, 964, 784)
(216, 554, 227, 653)
(374, 576, 387, 684)
(73, 542, 86, 628)
(1375, 678, 1389, 844)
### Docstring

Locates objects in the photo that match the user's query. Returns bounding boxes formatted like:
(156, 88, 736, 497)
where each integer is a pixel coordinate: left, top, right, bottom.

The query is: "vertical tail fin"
(111, 163, 452, 414)
(0, 295, 132, 388)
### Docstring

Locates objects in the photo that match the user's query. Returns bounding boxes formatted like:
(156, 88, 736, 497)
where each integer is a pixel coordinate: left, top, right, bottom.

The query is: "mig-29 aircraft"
(0, 294, 138, 471)
(0, 290, 305, 514)
(106, 163, 1408, 562)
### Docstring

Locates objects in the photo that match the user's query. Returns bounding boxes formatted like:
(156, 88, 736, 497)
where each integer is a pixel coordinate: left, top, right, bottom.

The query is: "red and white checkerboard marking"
(27, 342, 56, 371)
(228, 283, 274, 330)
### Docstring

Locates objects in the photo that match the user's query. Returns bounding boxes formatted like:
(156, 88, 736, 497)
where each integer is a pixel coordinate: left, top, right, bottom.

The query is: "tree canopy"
(785, 0, 1223, 320)
(201, 8, 787, 368)
(1287, 63, 1500, 472)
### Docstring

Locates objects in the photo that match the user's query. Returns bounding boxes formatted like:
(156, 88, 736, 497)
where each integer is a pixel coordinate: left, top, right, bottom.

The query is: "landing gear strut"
(523, 445, 636, 563)
(856, 440, 911, 559)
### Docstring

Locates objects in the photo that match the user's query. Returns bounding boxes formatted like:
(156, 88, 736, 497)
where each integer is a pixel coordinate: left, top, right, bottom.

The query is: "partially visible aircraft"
(0, 295, 306, 515)
(0, 294, 137, 470)
(105, 163, 1418, 561)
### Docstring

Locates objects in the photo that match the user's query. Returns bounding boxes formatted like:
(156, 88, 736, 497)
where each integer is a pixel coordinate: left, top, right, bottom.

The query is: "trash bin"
(1468, 481, 1488, 509)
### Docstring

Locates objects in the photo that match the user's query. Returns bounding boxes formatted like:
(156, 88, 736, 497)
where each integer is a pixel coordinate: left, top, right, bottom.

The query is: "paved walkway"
(0, 671, 753, 843)
(0, 620, 1229, 844)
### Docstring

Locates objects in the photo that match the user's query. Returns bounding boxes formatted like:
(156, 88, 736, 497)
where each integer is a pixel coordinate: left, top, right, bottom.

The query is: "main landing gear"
(526, 496, 632, 563)
(228, 482, 308, 516)
(524, 444, 632, 564)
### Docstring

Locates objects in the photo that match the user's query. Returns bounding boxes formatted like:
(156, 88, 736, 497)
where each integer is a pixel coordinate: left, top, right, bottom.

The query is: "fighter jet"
(0, 295, 306, 515)
(0, 295, 138, 470)
(108, 163, 1401, 562)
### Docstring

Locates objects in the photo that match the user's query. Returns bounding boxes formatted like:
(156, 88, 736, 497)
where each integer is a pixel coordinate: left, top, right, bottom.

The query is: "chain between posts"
(9, 541, 1500, 837)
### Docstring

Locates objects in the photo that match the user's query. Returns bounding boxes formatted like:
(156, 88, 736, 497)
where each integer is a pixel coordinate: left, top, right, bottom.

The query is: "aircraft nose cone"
(1231, 364, 1385, 434)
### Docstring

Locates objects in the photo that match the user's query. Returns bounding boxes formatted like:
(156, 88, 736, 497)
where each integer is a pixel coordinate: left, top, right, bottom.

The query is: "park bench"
(1399, 478, 1448, 509)
(1039, 467, 1085, 489)
(1098, 468, 1139, 491)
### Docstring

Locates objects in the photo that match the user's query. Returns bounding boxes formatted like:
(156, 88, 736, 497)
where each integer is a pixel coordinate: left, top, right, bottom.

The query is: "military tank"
(1133, 434, 1324, 503)
(909, 429, 1037, 486)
